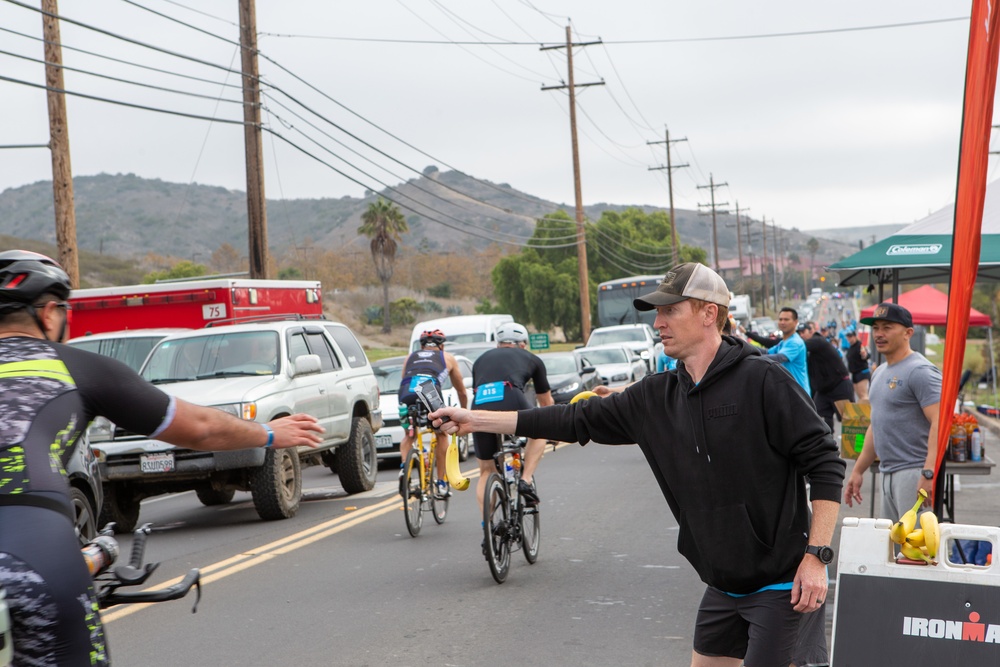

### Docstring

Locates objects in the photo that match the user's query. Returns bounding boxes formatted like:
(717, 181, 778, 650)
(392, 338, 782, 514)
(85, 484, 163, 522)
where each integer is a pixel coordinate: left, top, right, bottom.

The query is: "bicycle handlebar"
(98, 569, 201, 612)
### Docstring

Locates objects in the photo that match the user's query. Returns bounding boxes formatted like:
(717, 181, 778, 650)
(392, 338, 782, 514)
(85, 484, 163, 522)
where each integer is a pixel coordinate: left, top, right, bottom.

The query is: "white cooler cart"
(831, 517, 1000, 665)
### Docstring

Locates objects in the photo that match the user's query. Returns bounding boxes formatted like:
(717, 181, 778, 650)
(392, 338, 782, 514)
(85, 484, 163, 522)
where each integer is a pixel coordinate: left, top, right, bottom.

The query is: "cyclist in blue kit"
(0, 251, 323, 666)
(470, 322, 552, 510)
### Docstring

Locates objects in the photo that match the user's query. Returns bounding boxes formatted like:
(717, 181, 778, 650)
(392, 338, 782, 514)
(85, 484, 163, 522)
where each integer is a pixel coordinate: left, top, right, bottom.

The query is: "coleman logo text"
(903, 612, 1000, 643)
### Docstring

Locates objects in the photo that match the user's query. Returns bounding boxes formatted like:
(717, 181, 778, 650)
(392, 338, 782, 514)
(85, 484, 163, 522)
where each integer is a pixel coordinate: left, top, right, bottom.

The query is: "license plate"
(375, 434, 394, 450)
(140, 452, 175, 473)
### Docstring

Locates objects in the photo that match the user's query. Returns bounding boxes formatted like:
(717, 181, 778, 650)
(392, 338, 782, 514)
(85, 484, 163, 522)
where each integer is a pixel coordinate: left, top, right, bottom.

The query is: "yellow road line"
(102, 440, 571, 623)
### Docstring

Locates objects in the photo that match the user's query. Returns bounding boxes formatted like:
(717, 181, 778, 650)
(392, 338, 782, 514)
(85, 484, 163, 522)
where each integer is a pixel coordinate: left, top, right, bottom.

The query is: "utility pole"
(727, 200, 746, 292)
(761, 216, 771, 315)
(41, 0, 79, 287)
(742, 211, 757, 313)
(239, 0, 269, 279)
(771, 220, 781, 307)
(647, 127, 688, 265)
(697, 173, 728, 271)
(541, 26, 603, 342)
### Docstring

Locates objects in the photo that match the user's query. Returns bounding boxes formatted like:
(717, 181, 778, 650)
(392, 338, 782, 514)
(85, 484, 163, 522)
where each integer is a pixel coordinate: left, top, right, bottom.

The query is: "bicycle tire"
(430, 455, 448, 525)
(403, 450, 423, 537)
(520, 490, 540, 564)
(483, 473, 511, 583)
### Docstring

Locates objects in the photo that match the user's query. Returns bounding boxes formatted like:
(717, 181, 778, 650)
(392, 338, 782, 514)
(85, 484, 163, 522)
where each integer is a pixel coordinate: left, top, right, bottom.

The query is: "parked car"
(585, 323, 662, 372)
(372, 354, 473, 462)
(749, 317, 779, 337)
(67, 328, 188, 372)
(576, 344, 647, 388)
(89, 319, 382, 532)
(442, 342, 496, 364)
(67, 433, 103, 545)
(538, 351, 602, 403)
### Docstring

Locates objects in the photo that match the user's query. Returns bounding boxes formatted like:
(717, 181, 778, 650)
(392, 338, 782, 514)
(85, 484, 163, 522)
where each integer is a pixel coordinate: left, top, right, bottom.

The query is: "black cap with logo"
(860, 302, 913, 328)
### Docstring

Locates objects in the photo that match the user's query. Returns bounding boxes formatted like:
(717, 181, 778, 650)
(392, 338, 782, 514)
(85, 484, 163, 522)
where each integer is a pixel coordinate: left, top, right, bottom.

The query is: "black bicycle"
(482, 435, 540, 583)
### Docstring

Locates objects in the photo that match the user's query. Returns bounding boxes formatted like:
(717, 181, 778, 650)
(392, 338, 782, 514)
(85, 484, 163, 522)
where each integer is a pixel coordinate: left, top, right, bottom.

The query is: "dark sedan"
(538, 351, 602, 404)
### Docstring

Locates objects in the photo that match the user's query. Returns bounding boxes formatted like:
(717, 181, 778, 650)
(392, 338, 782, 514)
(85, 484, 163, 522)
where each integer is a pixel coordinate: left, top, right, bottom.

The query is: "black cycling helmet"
(0, 250, 72, 306)
(419, 329, 447, 347)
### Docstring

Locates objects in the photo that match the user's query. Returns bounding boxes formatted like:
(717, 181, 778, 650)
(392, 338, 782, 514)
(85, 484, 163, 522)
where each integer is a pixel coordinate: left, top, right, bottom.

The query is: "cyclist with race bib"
(0, 251, 323, 667)
(470, 322, 552, 511)
(397, 329, 468, 497)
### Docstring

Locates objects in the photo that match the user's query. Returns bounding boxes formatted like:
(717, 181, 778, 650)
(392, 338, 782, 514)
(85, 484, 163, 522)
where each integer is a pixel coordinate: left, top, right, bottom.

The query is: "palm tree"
(806, 237, 820, 290)
(358, 198, 408, 333)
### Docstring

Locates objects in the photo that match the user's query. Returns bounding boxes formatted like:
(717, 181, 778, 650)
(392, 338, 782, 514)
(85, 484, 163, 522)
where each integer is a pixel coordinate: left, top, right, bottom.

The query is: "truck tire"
(337, 418, 377, 494)
(250, 448, 302, 521)
(99, 484, 140, 534)
(196, 487, 236, 506)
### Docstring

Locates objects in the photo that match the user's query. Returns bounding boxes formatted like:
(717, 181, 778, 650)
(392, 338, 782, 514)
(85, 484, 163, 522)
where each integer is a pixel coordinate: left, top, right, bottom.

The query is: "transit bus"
(596, 275, 663, 328)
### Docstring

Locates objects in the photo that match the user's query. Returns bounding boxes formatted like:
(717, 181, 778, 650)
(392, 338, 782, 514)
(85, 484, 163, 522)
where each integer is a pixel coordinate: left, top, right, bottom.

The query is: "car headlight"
(214, 403, 258, 420)
(611, 373, 628, 382)
(558, 382, 580, 394)
(87, 416, 114, 443)
(639, 350, 651, 359)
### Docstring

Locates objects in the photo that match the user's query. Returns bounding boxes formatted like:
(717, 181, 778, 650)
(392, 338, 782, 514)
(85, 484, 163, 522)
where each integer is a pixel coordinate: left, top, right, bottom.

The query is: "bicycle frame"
(483, 435, 540, 583)
(402, 403, 448, 537)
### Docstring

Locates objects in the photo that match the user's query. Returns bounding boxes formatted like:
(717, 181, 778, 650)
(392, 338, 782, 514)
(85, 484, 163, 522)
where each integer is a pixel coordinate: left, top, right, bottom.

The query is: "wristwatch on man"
(805, 544, 835, 564)
(921, 469, 935, 480)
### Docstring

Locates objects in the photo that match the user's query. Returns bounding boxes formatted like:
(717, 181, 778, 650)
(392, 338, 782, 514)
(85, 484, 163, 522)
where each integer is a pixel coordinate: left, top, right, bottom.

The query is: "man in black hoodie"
(431, 263, 845, 667)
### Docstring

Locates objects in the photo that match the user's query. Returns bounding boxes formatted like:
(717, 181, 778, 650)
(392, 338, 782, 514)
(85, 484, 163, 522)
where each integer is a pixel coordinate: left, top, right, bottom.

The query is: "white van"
(409, 314, 514, 352)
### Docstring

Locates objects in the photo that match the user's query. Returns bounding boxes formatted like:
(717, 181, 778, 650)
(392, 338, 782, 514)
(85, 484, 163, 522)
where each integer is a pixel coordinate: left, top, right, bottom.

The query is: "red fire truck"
(68, 278, 323, 336)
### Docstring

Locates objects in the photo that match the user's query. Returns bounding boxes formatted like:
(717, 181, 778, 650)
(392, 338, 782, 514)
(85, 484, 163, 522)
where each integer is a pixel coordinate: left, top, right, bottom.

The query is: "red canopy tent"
(860, 285, 992, 327)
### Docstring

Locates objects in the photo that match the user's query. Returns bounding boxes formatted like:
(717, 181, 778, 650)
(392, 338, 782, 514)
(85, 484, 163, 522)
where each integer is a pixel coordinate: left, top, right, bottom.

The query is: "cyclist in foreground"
(470, 323, 552, 511)
(0, 250, 323, 666)
(431, 264, 843, 667)
(396, 329, 468, 497)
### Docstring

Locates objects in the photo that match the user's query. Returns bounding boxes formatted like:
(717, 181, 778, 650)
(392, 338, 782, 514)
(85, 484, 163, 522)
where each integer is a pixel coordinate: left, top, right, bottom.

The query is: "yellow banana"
(570, 390, 599, 404)
(905, 529, 925, 548)
(445, 436, 470, 491)
(889, 521, 909, 545)
(920, 510, 940, 558)
(898, 489, 929, 535)
(900, 541, 936, 565)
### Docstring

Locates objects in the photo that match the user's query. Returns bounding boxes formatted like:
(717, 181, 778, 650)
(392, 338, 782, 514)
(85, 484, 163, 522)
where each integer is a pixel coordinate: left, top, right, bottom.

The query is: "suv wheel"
(250, 448, 302, 520)
(69, 486, 97, 545)
(196, 487, 236, 506)
(100, 484, 140, 534)
(336, 417, 377, 494)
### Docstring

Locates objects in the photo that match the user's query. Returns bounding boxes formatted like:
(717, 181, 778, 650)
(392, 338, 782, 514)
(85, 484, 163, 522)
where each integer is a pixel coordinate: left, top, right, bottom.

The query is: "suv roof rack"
(204, 313, 326, 328)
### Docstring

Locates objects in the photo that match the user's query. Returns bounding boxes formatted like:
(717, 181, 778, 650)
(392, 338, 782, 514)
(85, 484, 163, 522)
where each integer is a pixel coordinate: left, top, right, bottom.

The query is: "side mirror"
(581, 366, 596, 374)
(291, 354, 322, 377)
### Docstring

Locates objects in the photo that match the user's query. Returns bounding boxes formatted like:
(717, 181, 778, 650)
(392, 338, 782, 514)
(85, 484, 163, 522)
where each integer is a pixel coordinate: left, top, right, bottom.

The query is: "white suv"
(90, 319, 382, 532)
(585, 324, 662, 372)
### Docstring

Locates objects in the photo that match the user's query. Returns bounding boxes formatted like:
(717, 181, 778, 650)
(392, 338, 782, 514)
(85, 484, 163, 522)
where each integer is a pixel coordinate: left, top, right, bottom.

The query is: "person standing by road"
(844, 303, 942, 519)
(0, 250, 324, 667)
(744, 307, 811, 395)
(470, 322, 552, 510)
(433, 263, 844, 667)
(799, 321, 855, 434)
(844, 327, 870, 402)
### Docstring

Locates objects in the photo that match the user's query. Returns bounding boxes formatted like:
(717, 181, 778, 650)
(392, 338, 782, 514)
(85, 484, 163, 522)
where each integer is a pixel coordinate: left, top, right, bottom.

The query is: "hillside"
(0, 171, 884, 267)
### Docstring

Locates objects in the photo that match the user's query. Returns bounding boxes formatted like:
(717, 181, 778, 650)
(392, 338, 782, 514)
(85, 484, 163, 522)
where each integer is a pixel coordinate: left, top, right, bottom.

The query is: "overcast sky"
(0, 0, 989, 236)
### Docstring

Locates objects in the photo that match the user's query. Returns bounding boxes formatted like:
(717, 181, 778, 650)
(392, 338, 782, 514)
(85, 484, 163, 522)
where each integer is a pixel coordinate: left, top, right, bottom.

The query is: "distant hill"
(0, 171, 884, 268)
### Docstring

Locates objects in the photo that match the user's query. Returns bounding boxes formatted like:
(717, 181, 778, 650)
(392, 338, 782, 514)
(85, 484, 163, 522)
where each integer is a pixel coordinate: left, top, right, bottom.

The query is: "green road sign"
(529, 333, 549, 350)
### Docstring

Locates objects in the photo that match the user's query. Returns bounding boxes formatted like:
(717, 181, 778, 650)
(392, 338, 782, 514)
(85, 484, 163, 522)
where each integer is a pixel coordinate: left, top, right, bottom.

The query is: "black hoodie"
(517, 335, 845, 595)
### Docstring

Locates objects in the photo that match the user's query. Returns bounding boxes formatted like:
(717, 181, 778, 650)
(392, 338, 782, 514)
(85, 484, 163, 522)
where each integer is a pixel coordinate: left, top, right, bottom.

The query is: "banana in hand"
(898, 488, 929, 535)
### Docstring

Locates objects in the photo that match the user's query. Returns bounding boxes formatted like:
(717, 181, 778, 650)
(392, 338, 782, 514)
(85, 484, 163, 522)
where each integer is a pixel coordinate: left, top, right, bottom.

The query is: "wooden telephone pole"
(697, 174, 728, 271)
(647, 127, 688, 266)
(239, 0, 269, 279)
(41, 0, 79, 287)
(541, 27, 604, 342)
(727, 201, 746, 292)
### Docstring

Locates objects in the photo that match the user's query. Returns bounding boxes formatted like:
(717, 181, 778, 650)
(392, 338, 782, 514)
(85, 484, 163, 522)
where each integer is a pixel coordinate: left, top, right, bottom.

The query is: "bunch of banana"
(890, 489, 942, 565)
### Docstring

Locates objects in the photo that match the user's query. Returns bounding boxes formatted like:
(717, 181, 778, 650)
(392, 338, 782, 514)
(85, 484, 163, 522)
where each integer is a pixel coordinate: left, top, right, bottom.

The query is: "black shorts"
(472, 390, 532, 461)
(851, 369, 870, 384)
(399, 393, 444, 434)
(694, 586, 799, 666)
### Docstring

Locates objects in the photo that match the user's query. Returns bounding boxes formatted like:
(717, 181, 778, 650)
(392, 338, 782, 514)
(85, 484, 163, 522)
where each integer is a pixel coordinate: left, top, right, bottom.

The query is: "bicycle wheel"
(520, 487, 541, 564)
(402, 450, 423, 537)
(483, 473, 511, 583)
(430, 449, 448, 525)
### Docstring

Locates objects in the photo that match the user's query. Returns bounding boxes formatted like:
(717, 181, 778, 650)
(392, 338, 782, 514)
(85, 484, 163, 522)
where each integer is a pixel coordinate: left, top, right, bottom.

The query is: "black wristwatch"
(805, 545, 835, 564)
(921, 469, 935, 480)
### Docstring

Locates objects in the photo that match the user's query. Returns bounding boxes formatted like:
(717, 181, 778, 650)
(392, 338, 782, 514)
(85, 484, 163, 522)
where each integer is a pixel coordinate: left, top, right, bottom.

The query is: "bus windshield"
(596, 275, 662, 328)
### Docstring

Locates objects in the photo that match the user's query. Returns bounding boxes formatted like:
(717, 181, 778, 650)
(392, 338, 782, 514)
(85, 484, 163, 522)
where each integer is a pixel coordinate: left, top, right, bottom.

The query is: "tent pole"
(892, 268, 900, 302)
(991, 327, 998, 410)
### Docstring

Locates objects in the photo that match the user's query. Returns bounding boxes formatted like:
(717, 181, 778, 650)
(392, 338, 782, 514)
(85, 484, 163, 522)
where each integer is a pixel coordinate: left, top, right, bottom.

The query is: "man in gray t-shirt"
(844, 303, 941, 519)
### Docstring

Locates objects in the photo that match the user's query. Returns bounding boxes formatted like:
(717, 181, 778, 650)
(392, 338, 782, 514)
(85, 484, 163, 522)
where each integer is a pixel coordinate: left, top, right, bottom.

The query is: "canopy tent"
(828, 178, 1000, 286)
(858, 285, 992, 326)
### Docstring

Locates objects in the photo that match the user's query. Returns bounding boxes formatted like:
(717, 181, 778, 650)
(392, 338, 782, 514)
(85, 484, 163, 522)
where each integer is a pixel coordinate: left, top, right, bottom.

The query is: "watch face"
(819, 546, 834, 564)
(921, 470, 934, 479)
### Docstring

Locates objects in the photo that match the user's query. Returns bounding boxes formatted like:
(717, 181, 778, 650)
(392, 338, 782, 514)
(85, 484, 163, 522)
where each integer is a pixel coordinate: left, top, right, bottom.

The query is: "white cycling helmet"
(495, 322, 529, 344)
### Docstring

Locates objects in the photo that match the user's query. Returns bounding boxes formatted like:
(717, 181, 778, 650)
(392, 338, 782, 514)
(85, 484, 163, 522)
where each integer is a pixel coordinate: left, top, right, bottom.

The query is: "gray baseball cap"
(634, 263, 731, 311)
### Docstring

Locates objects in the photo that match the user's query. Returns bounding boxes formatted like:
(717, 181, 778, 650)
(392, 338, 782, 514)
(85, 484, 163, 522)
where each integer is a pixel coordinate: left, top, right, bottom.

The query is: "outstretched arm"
(158, 399, 324, 451)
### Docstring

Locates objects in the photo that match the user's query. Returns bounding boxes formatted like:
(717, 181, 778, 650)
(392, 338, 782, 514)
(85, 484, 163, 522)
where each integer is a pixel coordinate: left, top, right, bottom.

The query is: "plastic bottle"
(971, 427, 983, 462)
(81, 535, 119, 576)
(949, 424, 967, 462)
(504, 456, 515, 481)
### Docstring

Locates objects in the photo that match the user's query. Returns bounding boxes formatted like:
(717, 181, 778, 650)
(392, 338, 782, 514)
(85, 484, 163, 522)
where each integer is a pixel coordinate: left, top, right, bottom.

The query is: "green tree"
(358, 198, 408, 333)
(142, 260, 207, 284)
